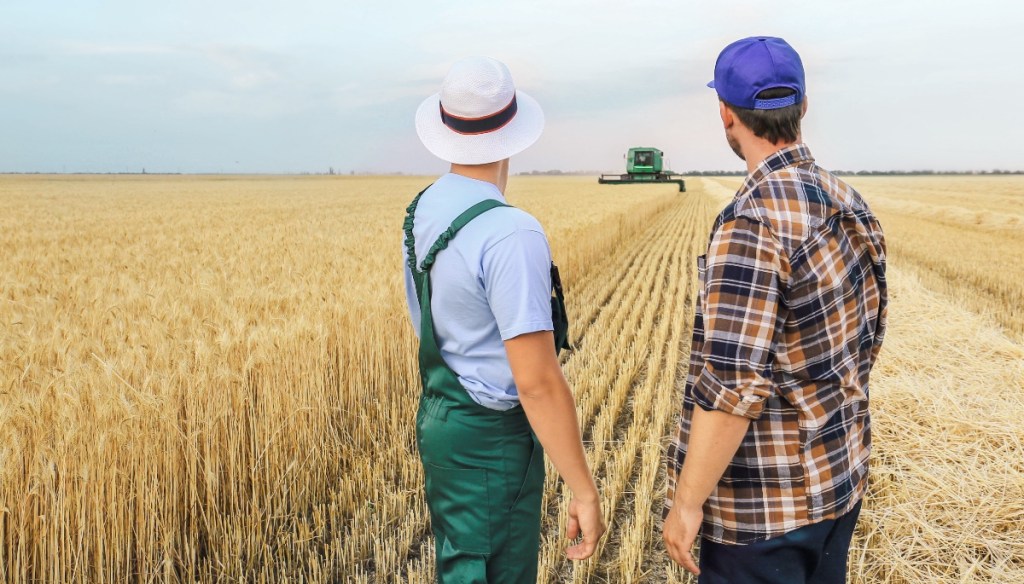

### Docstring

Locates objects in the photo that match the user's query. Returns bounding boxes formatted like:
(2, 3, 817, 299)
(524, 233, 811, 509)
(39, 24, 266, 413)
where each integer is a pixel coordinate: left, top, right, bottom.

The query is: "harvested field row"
(853, 266, 1024, 583)
(844, 176, 1024, 217)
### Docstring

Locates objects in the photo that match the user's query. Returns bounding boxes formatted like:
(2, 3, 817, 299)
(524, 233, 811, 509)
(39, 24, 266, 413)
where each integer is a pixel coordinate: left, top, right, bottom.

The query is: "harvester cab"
(598, 147, 686, 192)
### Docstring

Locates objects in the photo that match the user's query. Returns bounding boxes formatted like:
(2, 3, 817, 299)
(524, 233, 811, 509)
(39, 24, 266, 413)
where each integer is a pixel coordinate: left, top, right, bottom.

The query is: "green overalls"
(404, 187, 570, 583)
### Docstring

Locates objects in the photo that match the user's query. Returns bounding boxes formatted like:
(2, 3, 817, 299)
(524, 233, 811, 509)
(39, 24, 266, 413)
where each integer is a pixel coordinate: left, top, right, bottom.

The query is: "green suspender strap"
(404, 189, 511, 406)
(551, 263, 571, 354)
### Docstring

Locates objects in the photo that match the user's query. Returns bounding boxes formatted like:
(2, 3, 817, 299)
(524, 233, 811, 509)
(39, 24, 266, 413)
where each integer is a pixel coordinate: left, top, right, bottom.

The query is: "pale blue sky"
(1, 0, 1021, 174)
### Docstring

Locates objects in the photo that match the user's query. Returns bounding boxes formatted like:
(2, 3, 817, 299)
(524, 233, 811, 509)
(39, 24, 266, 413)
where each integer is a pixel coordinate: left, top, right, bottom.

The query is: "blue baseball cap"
(708, 37, 805, 110)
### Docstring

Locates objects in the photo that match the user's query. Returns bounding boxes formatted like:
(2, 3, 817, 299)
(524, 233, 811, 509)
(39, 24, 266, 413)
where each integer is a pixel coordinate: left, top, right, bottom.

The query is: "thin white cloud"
(98, 74, 167, 86)
(62, 41, 184, 56)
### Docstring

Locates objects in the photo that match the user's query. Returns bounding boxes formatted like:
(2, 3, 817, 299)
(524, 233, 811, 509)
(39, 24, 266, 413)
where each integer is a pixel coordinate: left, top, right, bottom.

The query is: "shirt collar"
(738, 143, 815, 197)
(443, 172, 507, 202)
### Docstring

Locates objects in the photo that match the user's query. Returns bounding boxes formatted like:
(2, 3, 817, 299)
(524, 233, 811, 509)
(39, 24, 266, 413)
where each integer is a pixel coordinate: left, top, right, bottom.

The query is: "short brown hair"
(725, 87, 803, 144)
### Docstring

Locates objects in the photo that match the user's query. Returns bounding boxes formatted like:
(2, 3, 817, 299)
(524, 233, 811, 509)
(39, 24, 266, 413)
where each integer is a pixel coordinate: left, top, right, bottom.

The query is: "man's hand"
(665, 407, 751, 574)
(565, 495, 605, 560)
(663, 503, 703, 575)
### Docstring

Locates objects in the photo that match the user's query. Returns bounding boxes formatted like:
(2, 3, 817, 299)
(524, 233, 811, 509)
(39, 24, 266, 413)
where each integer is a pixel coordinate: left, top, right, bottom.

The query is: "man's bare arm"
(504, 330, 605, 560)
(664, 407, 750, 574)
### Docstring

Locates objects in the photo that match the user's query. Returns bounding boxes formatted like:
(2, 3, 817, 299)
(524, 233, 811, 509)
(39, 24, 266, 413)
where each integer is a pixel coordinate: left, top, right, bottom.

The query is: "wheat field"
(1, 174, 1022, 583)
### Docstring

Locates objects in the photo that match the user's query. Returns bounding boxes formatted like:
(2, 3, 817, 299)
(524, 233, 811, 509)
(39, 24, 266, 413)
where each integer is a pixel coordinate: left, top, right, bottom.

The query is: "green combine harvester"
(598, 147, 686, 192)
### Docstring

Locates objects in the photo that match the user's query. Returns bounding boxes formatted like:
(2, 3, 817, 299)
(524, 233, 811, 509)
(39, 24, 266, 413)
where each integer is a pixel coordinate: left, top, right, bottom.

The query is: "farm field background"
(1, 174, 1022, 583)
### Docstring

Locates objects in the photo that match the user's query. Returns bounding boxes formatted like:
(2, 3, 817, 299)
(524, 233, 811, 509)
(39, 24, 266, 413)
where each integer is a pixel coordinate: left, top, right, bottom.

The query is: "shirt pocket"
(696, 254, 708, 306)
(508, 434, 544, 511)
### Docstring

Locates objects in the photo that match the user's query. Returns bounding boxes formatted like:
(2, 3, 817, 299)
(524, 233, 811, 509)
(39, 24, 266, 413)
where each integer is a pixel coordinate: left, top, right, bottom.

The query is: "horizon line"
(3, 169, 1023, 177)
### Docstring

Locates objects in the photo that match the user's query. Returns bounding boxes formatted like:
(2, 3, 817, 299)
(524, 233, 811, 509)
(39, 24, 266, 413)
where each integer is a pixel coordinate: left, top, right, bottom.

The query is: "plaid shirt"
(665, 144, 888, 545)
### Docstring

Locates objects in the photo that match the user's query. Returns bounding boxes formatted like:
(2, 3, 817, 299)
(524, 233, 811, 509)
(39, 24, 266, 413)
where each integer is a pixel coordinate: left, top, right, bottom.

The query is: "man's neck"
(742, 138, 800, 175)
(450, 160, 509, 194)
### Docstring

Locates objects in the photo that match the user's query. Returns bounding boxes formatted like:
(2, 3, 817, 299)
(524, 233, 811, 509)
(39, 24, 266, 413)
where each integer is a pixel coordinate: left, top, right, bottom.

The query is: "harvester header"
(599, 147, 686, 192)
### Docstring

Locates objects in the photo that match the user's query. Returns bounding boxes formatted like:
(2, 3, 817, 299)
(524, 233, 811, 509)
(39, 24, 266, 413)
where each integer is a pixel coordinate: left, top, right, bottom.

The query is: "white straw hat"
(415, 56, 544, 165)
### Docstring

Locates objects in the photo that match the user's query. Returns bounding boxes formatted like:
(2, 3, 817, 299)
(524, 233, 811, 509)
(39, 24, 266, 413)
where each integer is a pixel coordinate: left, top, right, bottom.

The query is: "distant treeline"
(5, 168, 1022, 177)
(831, 169, 1024, 176)
(517, 170, 603, 176)
(683, 169, 1024, 176)
(518, 169, 1024, 177)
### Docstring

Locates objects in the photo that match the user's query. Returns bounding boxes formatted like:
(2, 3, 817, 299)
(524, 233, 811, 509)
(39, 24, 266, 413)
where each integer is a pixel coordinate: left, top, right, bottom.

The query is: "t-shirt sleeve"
(481, 229, 554, 340)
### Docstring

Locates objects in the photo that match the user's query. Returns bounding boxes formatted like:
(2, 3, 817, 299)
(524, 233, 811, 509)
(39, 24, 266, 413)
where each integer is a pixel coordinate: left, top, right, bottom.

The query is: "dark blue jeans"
(698, 501, 863, 584)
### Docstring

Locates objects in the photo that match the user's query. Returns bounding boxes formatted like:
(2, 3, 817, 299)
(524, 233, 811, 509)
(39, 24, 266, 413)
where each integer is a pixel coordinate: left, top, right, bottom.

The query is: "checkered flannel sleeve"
(693, 216, 787, 419)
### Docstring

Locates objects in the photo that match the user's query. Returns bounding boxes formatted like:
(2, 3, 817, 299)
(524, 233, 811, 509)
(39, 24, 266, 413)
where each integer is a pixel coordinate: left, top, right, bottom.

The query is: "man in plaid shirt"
(663, 37, 888, 583)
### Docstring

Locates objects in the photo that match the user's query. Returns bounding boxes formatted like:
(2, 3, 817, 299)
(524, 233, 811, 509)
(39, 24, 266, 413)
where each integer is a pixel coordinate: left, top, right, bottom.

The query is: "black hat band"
(440, 95, 518, 135)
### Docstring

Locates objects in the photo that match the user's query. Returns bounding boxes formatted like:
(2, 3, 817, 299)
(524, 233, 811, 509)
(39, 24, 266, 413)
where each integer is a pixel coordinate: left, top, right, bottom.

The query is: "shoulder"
(441, 202, 550, 271)
(729, 164, 849, 251)
(490, 206, 546, 236)
(474, 208, 549, 261)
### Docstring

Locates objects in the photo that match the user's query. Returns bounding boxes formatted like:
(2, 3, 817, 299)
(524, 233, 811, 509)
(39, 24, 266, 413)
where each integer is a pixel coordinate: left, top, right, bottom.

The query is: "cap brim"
(707, 80, 716, 89)
(415, 90, 545, 165)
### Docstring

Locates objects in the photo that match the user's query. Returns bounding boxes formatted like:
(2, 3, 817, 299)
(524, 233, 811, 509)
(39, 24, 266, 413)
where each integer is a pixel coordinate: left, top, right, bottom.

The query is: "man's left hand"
(663, 503, 703, 575)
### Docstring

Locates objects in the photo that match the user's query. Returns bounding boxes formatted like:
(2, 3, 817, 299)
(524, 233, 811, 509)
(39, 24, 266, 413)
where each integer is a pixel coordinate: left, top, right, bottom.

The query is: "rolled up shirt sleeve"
(693, 215, 788, 420)
(481, 228, 554, 341)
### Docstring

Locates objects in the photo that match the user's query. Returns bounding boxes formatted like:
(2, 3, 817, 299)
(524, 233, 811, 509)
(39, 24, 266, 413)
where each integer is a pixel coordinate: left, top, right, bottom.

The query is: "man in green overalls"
(404, 56, 605, 583)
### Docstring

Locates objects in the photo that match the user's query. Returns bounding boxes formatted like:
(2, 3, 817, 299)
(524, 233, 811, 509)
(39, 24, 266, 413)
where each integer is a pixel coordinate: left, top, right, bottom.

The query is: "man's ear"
(719, 101, 733, 128)
(801, 96, 809, 119)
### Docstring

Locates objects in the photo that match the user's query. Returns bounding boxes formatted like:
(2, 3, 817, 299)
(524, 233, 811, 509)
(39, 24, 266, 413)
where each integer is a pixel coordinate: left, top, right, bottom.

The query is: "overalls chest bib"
(403, 186, 569, 583)
(403, 188, 570, 415)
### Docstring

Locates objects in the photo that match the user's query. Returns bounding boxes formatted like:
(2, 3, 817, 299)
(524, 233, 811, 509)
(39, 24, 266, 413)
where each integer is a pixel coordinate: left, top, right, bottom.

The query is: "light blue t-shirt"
(403, 173, 554, 411)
